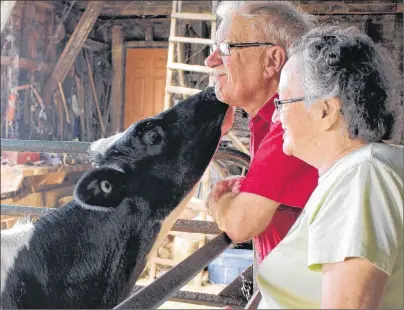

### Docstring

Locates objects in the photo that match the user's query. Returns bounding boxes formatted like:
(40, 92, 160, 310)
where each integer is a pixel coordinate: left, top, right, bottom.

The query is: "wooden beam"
(298, 2, 403, 15)
(20, 1, 36, 59)
(58, 82, 71, 124)
(74, 1, 210, 16)
(0, 56, 54, 74)
(66, 34, 109, 51)
(35, 1, 54, 10)
(1, 1, 16, 33)
(111, 25, 125, 133)
(42, 1, 106, 106)
(74, 1, 403, 16)
(84, 51, 106, 136)
(124, 41, 168, 48)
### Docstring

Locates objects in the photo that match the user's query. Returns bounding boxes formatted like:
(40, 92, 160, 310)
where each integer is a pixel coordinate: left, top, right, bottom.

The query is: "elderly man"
(205, 1, 319, 263)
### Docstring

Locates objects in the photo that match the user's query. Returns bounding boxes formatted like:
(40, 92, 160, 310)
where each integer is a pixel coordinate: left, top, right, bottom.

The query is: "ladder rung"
(166, 85, 201, 96)
(169, 36, 214, 45)
(167, 62, 212, 74)
(171, 12, 216, 21)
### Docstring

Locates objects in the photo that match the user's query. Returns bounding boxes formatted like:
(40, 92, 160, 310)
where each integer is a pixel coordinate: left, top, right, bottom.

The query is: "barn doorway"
(124, 48, 168, 128)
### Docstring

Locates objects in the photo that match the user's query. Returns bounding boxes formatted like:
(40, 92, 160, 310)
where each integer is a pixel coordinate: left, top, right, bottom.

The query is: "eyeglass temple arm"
(230, 42, 275, 47)
(280, 97, 305, 104)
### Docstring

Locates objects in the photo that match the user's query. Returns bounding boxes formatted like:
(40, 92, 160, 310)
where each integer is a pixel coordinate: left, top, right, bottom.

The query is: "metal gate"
(1, 138, 261, 309)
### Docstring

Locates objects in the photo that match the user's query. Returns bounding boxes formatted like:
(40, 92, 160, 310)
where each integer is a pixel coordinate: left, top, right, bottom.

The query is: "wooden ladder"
(163, 0, 217, 110)
(163, 1, 250, 155)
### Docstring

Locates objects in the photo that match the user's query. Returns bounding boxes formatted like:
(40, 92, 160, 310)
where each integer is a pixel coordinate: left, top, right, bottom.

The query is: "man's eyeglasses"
(210, 42, 276, 56)
(274, 97, 305, 111)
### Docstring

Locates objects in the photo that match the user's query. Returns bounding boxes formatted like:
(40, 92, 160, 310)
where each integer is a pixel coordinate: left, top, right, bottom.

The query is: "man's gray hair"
(215, 1, 318, 51)
(289, 26, 403, 143)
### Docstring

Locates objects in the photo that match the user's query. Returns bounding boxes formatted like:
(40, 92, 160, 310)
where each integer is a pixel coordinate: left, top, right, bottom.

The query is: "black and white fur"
(0, 87, 228, 309)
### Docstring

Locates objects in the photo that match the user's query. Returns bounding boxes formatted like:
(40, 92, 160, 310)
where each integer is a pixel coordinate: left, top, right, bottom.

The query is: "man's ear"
(263, 46, 287, 79)
(317, 97, 342, 131)
(74, 167, 128, 209)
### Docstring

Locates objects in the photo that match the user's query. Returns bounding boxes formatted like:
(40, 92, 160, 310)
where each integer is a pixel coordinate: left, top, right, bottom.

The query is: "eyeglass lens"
(210, 43, 230, 56)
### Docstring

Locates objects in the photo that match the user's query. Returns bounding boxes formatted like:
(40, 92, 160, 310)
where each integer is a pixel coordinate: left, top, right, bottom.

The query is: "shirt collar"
(250, 93, 279, 124)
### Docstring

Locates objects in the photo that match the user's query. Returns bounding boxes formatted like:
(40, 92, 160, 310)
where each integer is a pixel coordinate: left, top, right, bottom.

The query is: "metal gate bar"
(1, 139, 90, 154)
(0, 205, 222, 234)
(1, 204, 52, 217)
(131, 286, 246, 308)
(114, 233, 232, 309)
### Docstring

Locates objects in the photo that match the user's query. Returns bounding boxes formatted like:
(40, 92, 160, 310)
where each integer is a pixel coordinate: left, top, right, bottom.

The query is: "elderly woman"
(257, 26, 403, 309)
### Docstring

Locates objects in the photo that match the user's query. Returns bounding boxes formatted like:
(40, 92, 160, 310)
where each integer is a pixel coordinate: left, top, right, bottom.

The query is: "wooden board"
(124, 48, 168, 127)
(42, 1, 106, 106)
(110, 25, 125, 133)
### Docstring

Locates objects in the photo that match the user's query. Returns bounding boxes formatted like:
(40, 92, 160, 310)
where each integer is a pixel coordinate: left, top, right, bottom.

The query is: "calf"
(1, 87, 229, 309)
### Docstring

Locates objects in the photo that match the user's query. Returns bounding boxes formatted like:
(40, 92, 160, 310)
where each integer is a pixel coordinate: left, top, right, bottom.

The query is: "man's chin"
(282, 143, 293, 156)
(214, 85, 230, 104)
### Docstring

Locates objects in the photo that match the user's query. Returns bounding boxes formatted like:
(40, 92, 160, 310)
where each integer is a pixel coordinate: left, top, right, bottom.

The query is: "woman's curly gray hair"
(289, 26, 403, 143)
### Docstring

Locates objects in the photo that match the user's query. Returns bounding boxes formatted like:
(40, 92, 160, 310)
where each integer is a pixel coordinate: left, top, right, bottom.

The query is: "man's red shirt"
(239, 93, 318, 263)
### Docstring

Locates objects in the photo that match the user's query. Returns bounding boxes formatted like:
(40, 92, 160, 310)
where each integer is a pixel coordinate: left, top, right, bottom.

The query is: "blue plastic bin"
(208, 249, 254, 284)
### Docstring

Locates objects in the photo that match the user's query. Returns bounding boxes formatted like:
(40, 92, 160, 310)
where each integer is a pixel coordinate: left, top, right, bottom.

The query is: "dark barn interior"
(1, 1, 402, 144)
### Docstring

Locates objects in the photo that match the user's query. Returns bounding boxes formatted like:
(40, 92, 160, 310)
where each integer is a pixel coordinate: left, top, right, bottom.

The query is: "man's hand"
(205, 176, 279, 242)
(207, 176, 244, 221)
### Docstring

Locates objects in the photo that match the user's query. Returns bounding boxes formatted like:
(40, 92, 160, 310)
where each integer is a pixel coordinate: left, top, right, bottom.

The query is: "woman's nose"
(204, 48, 223, 68)
(272, 108, 280, 123)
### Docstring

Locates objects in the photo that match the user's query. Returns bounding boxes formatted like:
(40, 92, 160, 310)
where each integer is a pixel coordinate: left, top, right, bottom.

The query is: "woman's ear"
(263, 46, 287, 79)
(318, 97, 342, 131)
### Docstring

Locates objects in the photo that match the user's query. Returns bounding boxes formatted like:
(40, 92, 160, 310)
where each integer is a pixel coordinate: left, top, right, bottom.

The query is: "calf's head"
(78, 87, 228, 219)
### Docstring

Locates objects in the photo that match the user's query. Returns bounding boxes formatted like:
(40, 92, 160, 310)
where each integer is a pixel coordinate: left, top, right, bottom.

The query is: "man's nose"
(272, 108, 280, 123)
(204, 48, 223, 68)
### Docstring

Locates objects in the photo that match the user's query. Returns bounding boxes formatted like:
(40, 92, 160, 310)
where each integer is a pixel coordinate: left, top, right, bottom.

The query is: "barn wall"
(0, 1, 402, 142)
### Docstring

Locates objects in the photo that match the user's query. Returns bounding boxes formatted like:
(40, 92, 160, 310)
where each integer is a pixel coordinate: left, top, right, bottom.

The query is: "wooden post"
(176, 1, 186, 98)
(84, 50, 106, 136)
(20, 1, 36, 59)
(110, 25, 125, 133)
(0, 1, 16, 33)
(163, 1, 178, 111)
(20, 2, 36, 136)
(42, 1, 106, 106)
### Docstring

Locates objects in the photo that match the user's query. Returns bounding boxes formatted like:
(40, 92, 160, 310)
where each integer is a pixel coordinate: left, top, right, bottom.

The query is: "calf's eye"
(100, 180, 112, 193)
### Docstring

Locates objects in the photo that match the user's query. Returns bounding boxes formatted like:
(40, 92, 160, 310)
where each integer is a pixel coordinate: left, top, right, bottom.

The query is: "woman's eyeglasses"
(210, 42, 276, 56)
(274, 97, 305, 111)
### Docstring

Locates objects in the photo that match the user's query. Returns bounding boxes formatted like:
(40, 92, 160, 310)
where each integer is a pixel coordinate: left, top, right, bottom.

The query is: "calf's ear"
(74, 167, 128, 209)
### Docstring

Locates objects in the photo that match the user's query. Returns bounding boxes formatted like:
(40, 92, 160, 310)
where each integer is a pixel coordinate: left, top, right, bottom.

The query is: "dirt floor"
(136, 273, 228, 309)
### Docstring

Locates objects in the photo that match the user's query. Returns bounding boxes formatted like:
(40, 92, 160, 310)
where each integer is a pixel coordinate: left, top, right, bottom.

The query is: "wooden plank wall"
(1, 1, 113, 142)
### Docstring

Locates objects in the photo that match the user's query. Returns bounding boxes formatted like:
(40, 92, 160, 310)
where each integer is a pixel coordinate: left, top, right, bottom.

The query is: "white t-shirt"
(257, 143, 403, 309)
